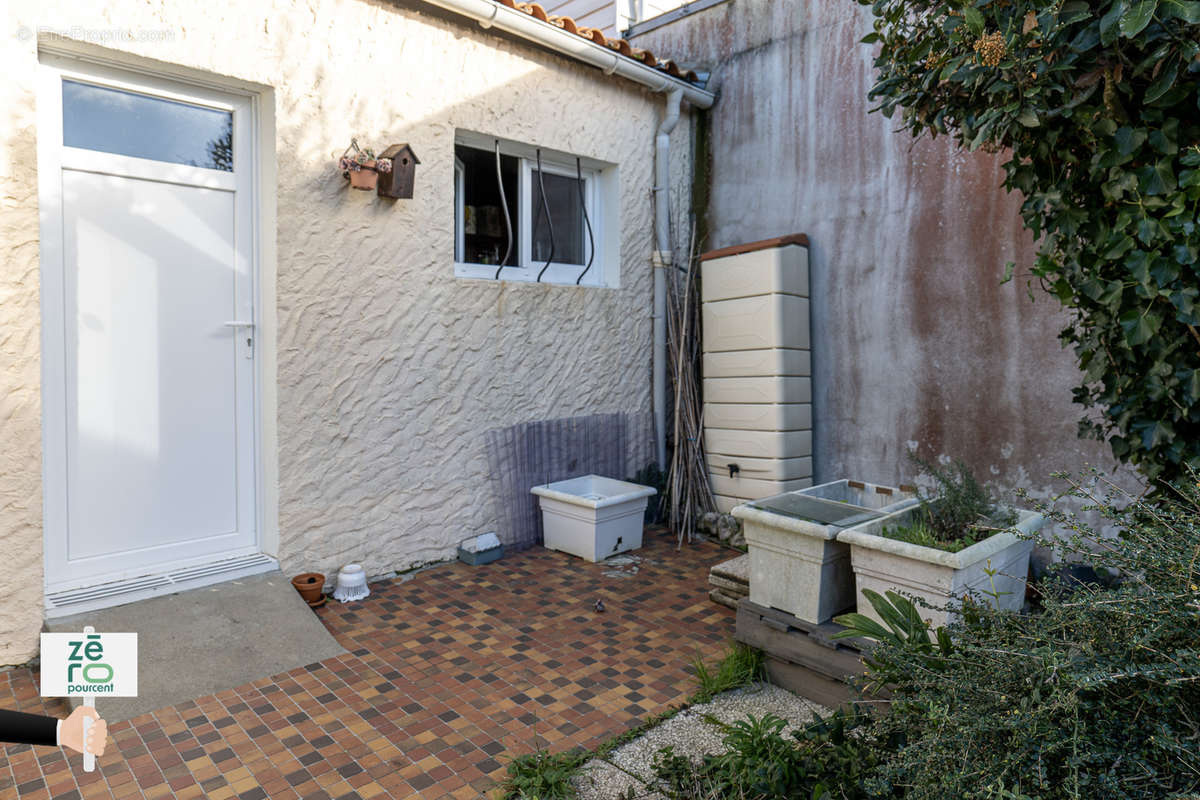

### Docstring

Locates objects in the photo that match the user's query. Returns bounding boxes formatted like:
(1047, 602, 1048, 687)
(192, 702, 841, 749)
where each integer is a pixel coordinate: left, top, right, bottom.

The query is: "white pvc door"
(39, 58, 258, 593)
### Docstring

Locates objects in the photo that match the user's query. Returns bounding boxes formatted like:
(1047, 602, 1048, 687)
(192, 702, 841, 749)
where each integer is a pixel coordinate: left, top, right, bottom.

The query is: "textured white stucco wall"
(0, 14, 45, 667)
(1, 0, 693, 664)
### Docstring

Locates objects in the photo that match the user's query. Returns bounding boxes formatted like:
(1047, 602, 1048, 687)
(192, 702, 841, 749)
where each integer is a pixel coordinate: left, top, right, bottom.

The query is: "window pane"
(455, 145, 519, 266)
(63, 80, 233, 171)
(532, 171, 586, 266)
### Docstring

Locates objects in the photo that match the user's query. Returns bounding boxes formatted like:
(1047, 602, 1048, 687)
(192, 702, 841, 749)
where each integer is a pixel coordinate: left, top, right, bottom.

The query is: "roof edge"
(417, 0, 716, 108)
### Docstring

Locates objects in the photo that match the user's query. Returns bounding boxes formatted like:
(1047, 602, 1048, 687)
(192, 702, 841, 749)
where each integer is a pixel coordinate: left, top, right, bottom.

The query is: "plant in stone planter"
(836, 457, 1043, 629)
(881, 458, 1017, 553)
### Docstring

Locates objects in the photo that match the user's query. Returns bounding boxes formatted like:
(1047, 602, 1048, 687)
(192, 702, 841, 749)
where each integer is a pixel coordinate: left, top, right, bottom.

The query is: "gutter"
(416, 0, 715, 109)
(652, 88, 683, 469)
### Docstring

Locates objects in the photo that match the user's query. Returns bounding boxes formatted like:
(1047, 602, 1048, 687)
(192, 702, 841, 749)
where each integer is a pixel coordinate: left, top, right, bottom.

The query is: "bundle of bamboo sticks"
(665, 225, 717, 545)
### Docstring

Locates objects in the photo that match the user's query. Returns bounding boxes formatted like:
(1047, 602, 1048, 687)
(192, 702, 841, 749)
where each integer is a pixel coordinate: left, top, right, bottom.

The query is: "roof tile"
(516, 2, 549, 21)
(492, 0, 700, 85)
(549, 15, 579, 35)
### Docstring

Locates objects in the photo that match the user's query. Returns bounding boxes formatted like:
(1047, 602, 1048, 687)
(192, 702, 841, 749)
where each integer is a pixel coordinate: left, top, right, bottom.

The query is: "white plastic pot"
(531, 475, 656, 562)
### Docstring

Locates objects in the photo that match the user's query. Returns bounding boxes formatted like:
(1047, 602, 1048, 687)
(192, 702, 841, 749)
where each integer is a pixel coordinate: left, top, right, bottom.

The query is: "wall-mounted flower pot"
(348, 161, 378, 191)
(837, 505, 1044, 629)
(732, 480, 917, 624)
(291, 572, 326, 604)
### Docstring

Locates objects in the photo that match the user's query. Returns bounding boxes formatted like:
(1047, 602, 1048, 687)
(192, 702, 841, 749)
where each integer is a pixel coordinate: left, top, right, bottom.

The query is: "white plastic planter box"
(531, 475, 656, 563)
(837, 506, 1044, 630)
(732, 480, 917, 624)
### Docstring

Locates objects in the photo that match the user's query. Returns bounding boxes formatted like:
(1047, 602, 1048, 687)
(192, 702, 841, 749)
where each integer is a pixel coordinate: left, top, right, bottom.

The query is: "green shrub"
(841, 472, 1200, 799)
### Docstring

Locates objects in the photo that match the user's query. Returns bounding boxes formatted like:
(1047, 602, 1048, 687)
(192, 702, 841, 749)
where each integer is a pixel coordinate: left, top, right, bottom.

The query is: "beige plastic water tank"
(700, 235, 813, 512)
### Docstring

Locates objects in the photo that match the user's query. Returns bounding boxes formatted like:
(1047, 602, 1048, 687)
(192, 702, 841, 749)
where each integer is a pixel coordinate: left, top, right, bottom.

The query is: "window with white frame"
(454, 132, 612, 286)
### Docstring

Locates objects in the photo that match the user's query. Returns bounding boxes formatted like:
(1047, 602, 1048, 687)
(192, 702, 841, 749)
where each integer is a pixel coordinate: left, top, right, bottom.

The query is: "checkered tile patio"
(1, 528, 735, 799)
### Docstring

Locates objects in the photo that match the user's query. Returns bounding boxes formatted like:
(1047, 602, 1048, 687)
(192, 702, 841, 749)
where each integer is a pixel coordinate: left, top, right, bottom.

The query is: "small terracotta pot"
(291, 572, 325, 604)
(348, 160, 378, 190)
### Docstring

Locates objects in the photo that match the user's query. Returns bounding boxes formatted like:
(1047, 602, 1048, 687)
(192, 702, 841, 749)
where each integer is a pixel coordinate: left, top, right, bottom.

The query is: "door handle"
(224, 321, 255, 359)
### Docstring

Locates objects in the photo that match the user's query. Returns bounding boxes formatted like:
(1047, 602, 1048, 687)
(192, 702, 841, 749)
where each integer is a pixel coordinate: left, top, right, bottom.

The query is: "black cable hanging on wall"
(493, 140, 514, 281)
(575, 157, 595, 285)
(534, 149, 556, 283)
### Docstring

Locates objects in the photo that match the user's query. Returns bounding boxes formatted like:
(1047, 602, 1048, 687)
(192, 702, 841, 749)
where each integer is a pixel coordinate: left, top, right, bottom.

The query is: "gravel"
(574, 683, 827, 799)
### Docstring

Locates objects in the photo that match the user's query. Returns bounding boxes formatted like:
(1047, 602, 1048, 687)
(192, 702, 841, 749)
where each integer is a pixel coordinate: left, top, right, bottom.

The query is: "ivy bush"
(858, 0, 1200, 481)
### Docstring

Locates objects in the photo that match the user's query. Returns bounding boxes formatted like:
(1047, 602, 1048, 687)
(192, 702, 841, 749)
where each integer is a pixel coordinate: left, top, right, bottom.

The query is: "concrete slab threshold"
(45, 571, 346, 723)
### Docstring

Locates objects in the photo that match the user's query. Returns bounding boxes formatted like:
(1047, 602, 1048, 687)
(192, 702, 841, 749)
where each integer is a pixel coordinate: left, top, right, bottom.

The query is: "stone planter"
(732, 480, 917, 624)
(837, 505, 1044, 629)
(531, 475, 656, 562)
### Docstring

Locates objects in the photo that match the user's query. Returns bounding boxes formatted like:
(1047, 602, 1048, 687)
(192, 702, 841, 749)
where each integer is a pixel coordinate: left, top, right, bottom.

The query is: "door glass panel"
(62, 80, 233, 171)
(532, 170, 585, 266)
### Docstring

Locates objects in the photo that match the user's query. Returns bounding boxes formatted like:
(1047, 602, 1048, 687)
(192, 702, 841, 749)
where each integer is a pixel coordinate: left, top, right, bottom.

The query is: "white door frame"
(37, 48, 280, 602)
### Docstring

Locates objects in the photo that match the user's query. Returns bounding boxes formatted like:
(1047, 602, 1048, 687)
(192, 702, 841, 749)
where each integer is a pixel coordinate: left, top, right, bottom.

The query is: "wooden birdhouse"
(376, 143, 420, 199)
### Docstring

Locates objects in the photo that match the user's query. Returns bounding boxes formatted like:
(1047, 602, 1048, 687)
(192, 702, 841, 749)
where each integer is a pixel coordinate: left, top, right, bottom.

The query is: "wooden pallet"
(735, 598, 883, 708)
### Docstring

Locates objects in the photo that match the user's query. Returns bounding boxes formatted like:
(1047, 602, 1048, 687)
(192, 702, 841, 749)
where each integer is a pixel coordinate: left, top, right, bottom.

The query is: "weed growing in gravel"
(690, 641, 765, 704)
(647, 710, 880, 800)
(497, 747, 589, 800)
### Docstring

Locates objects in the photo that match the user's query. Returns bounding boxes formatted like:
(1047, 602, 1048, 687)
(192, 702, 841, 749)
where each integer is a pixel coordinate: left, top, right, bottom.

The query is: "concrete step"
(46, 571, 346, 723)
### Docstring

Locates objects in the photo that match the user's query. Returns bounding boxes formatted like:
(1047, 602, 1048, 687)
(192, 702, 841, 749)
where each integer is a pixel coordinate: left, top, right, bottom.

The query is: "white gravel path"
(574, 683, 827, 800)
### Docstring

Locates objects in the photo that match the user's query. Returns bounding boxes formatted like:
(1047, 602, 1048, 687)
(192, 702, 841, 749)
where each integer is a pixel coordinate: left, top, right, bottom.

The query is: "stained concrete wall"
(634, 0, 1123, 500)
(0, 0, 692, 664)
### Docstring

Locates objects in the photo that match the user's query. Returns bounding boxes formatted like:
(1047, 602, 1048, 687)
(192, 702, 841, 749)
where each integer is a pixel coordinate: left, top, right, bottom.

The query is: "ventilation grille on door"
(46, 554, 276, 611)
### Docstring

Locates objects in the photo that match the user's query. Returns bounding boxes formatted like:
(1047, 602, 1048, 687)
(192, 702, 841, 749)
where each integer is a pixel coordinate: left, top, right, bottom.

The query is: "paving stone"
(0, 528, 734, 798)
